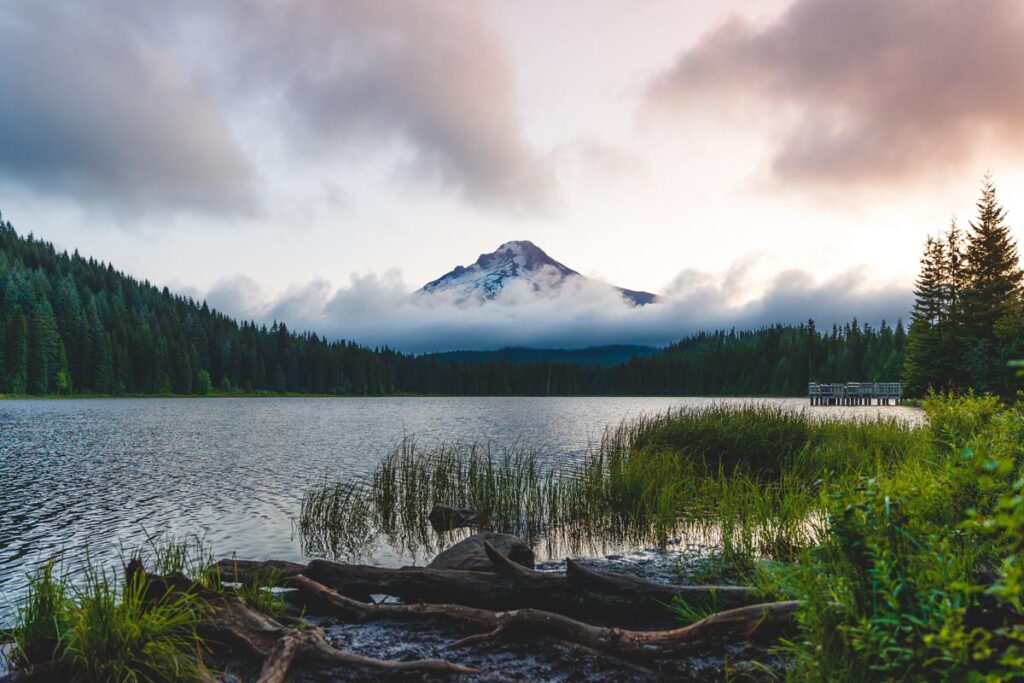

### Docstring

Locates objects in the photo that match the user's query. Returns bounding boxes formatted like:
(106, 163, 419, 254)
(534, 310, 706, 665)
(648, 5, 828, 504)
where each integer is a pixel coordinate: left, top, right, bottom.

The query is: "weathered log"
(288, 542, 760, 626)
(449, 601, 802, 658)
(565, 557, 756, 609)
(289, 573, 800, 660)
(132, 563, 473, 676)
(257, 630, 306, 683)
(215, 559, 308, 584)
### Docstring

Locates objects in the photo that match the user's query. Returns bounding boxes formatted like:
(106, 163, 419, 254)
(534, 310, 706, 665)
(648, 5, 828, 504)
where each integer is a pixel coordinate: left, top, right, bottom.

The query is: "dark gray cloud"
(0, 0, 550, 217)
(647, 0, 1024, 184)
(0, 2, 258, 217)
(204, 264, 911, 353)
(221, 0, 553, 212)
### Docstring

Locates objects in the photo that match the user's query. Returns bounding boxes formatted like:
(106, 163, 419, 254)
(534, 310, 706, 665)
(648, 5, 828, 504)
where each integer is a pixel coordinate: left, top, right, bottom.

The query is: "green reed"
(300, 403, 925, 565)
(9, 547, 208, 682)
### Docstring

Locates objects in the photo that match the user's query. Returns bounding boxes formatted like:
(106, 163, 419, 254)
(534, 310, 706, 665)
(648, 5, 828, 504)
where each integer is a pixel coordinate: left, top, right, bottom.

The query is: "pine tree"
(962, 175, 1022, 340)
(903, 236, 948, 394)
(55, 342, 72, 394)
(960, 175, 1024, 392)
(28, 301, 59, 394)
(937, 220, 970, 388)
(6, 313, 28, 394)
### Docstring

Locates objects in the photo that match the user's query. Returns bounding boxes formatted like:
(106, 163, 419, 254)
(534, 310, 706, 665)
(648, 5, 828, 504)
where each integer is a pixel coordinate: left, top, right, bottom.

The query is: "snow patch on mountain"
(420, 240, 656, 305)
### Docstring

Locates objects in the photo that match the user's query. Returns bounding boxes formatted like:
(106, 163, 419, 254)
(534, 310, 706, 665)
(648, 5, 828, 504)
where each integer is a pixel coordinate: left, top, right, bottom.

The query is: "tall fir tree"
(962, 176, 1022, 335)
(961, 175, 1023, 392)
(939, 219, 969, 387)
(904, 236, 949, 394)
(6, 313, 29, 394)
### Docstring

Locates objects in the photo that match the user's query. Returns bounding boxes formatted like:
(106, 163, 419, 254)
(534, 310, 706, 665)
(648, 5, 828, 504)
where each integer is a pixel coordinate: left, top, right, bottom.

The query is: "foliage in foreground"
(776, 393, 1024, 681)
(6, 535, 224, 682)
(9, 560, 206, 682)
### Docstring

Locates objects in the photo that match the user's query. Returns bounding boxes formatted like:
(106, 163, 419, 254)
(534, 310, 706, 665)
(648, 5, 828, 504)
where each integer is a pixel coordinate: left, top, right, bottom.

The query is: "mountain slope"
(421, 240, 657, 305)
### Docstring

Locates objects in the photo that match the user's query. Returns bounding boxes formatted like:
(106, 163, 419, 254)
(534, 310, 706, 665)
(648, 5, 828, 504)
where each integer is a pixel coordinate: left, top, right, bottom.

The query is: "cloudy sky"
(2, 0, 1022, 350)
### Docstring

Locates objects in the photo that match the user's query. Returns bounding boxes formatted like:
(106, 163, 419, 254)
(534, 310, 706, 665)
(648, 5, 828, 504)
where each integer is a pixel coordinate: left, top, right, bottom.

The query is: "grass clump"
(61, 567, 206, 683)
(235, 568, 286, 617)
(10, 559, 72, 669)
(9, 549, 208, 681)
(302, 439, 556, 559)
(136, 531, 221, 591)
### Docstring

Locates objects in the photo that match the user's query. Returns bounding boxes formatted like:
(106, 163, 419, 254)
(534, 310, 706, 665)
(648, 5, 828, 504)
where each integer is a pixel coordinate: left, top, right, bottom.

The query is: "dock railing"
(808, 381, 902, 405)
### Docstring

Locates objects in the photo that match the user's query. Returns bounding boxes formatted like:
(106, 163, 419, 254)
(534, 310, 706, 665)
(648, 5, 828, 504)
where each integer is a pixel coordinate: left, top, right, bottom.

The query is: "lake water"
(0, 396, 922, 623)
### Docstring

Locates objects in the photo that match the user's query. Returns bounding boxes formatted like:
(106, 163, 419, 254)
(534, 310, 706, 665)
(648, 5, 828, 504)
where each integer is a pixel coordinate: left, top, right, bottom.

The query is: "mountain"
(420, 240, 657, 305)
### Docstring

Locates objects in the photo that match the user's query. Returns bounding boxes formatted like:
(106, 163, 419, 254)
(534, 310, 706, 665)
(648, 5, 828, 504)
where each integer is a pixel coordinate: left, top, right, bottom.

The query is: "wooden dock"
(808, 382, 902, 406)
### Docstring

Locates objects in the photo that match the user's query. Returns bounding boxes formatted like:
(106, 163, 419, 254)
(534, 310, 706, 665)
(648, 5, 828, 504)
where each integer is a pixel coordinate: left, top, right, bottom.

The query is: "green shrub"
(781, 394, 1024, 681)
(923, 391, 1003, 451)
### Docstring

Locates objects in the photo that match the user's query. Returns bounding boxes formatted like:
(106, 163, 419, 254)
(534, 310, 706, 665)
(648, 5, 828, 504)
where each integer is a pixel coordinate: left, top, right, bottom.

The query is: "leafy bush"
(780, 394, 1024, 682)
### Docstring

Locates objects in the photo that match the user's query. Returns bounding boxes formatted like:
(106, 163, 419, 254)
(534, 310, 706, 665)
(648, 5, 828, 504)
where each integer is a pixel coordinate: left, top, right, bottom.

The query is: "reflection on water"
(0, 396, 922, 623)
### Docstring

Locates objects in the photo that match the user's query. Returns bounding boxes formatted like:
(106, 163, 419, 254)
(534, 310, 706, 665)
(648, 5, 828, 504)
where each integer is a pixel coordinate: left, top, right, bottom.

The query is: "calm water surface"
(0, 396, 922, 622)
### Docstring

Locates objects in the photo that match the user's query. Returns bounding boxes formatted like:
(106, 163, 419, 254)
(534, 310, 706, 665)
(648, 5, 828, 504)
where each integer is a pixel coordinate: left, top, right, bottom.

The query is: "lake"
(0, 396, 922, 623)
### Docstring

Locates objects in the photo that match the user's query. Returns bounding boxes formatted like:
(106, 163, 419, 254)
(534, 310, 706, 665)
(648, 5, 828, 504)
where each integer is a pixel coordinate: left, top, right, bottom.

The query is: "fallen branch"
(131, 562, 474, 678)
(446, 601, 802, 658)
(288, 573, 800, 660)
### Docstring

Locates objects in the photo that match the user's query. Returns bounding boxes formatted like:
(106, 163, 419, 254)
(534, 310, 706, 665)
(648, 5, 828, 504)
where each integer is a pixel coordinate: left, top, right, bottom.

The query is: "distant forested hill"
(425, 346, 657, 368)
(0, 215, 904, 397)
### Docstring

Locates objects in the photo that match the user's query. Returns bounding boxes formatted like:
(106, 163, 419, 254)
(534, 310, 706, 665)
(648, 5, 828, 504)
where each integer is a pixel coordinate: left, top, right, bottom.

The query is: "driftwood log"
(128, 560, 475, 681)
(217, 542, 759, 627)
(288, 572, 800, 660)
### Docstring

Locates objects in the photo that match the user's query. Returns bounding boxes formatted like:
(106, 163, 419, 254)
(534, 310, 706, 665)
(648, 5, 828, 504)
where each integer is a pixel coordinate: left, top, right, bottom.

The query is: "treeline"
(903, 176, 1024, 396)
(0, 219, 395, 396)
(607, 321, 906, 396)
(0, 213, 904, 397)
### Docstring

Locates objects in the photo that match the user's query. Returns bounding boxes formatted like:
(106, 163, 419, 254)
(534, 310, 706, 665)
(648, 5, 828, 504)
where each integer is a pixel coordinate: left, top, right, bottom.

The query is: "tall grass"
(300, 403, 925, 567)
(62, 567, 205, 683)
(301, 439, 558, 559)
(9, 541, 210, 682)
(10, 559, 71, 669)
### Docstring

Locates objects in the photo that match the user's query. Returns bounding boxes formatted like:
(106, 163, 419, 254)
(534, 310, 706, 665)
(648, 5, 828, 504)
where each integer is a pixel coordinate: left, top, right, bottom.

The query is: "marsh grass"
(300, 404, 924, 566)
(9, 540, 211, 682)
(62, 566, 206, 683)
(10, 558, 71, 669)
(133, 531, 221, 591)
(235, 568, 286, 617)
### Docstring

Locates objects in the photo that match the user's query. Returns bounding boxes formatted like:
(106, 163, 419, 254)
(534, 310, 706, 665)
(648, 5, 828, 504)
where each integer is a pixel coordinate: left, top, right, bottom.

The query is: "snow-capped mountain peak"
(420, 240, 656, 305)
